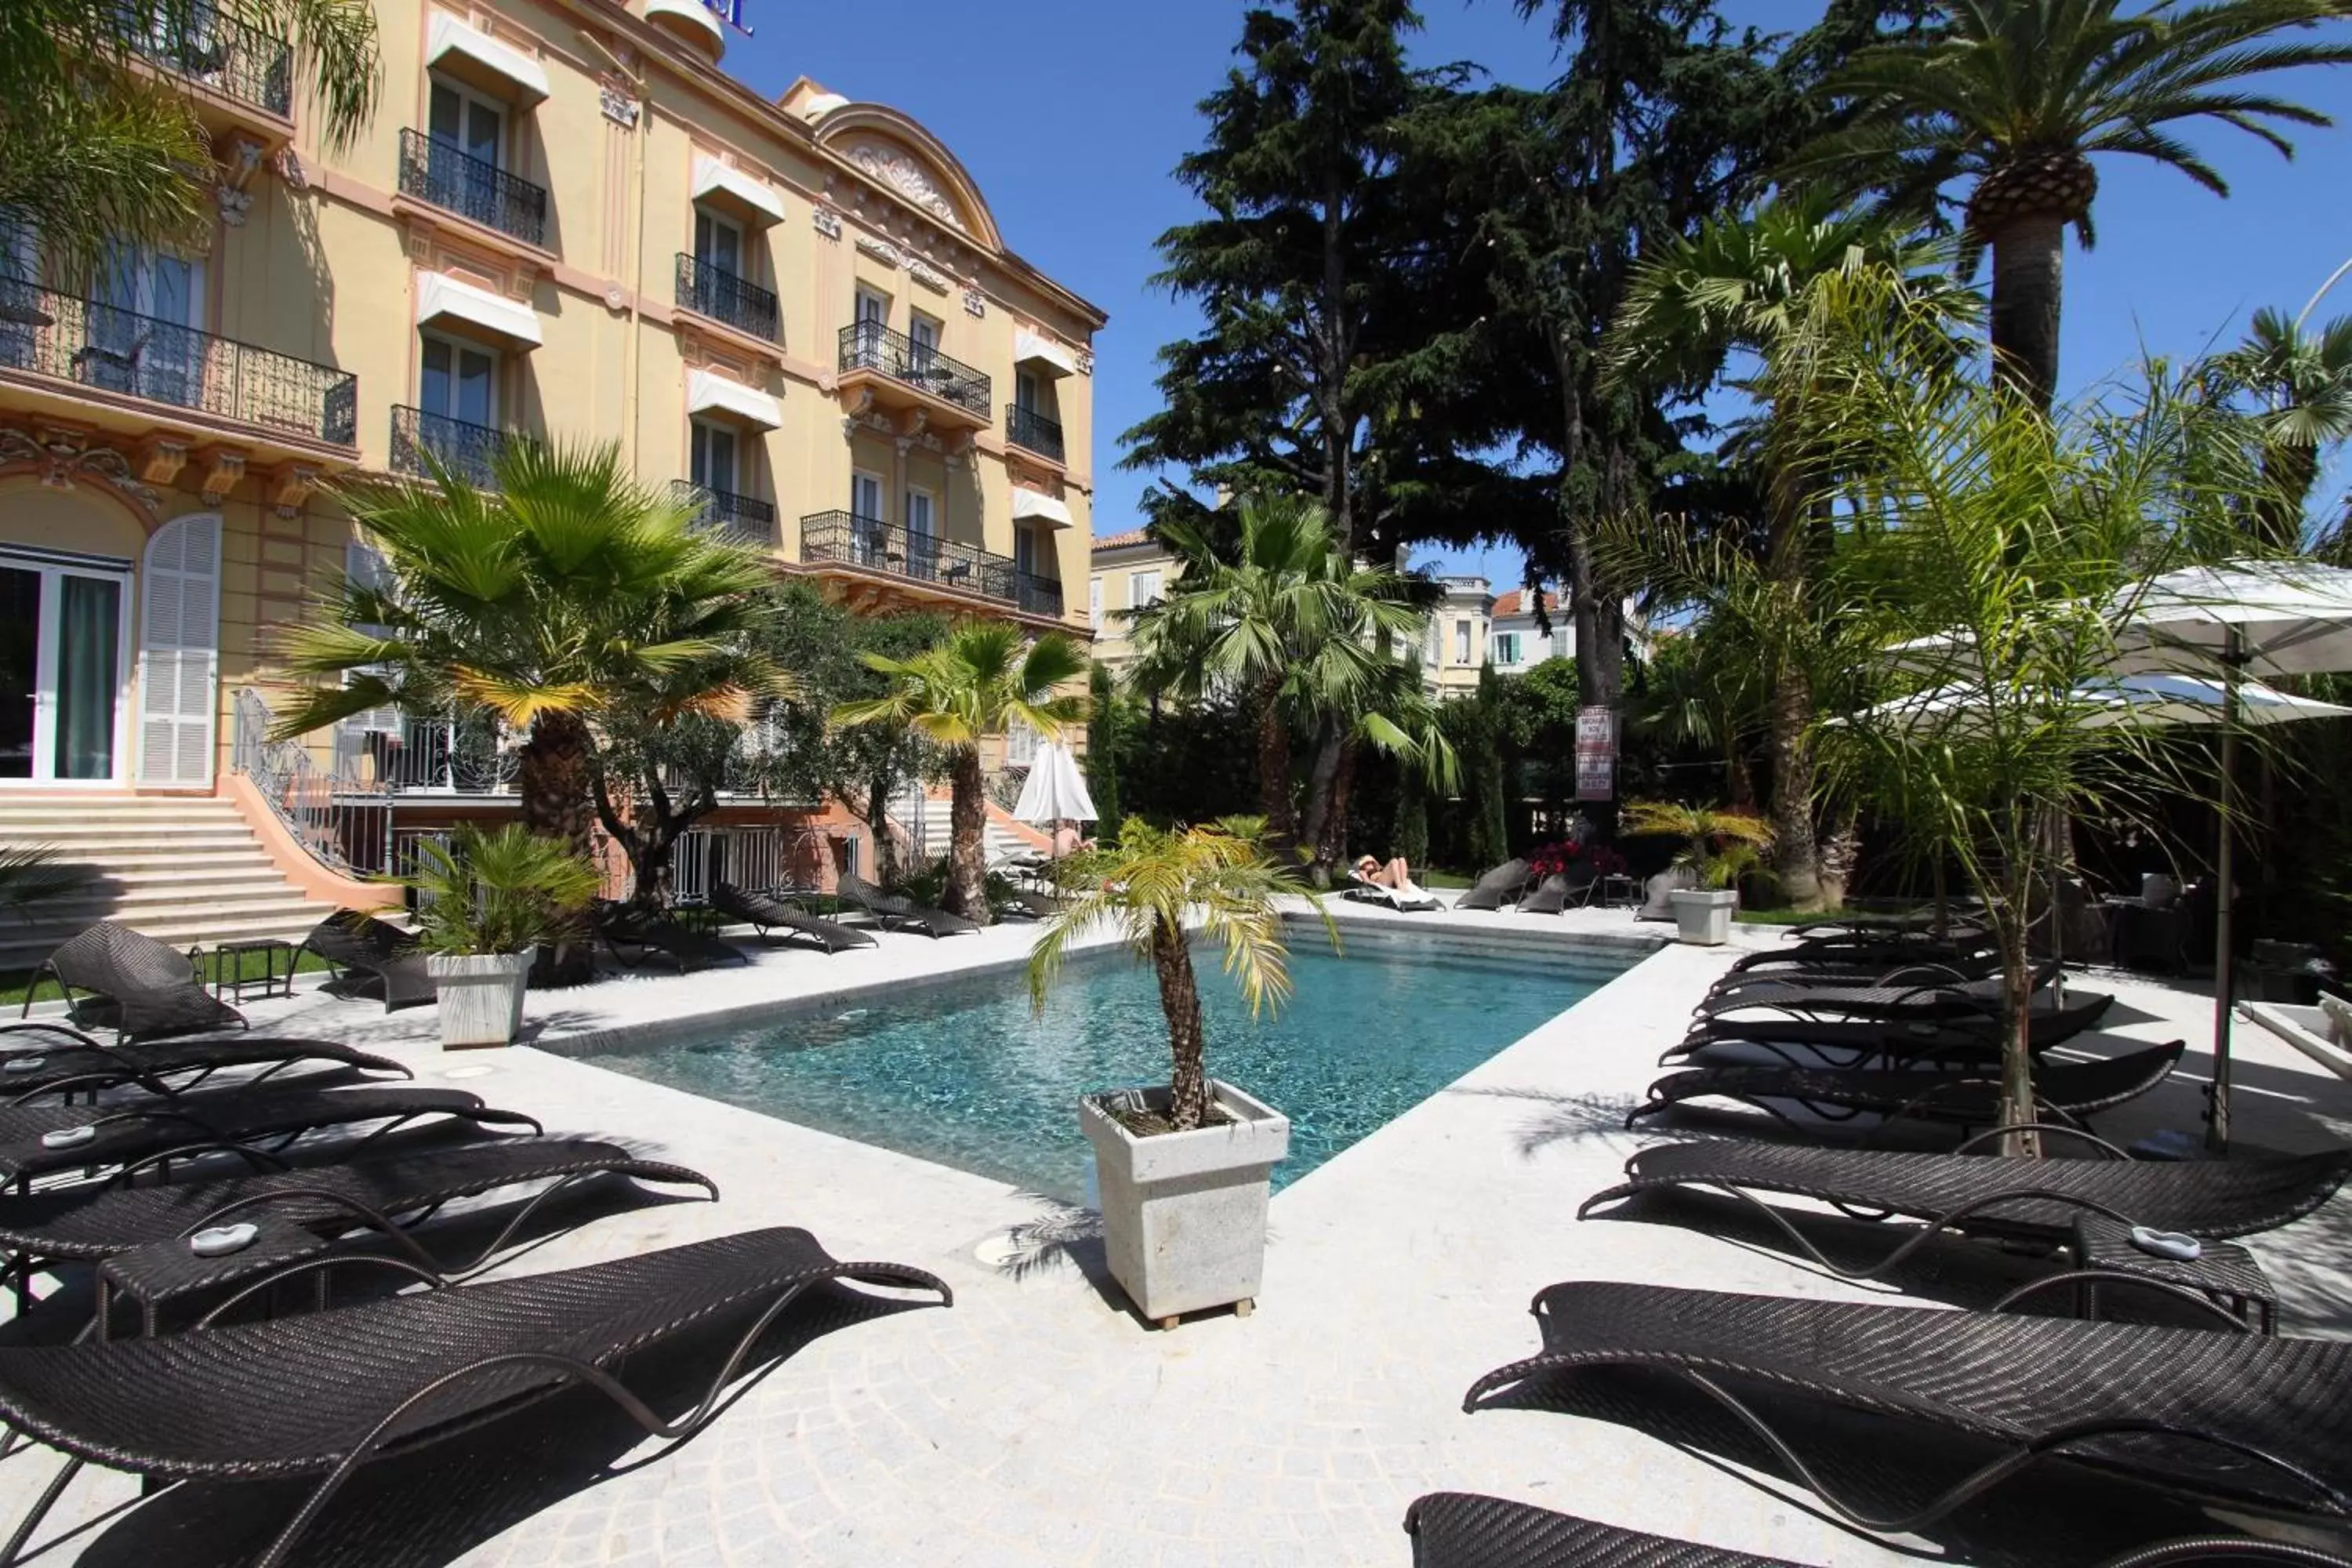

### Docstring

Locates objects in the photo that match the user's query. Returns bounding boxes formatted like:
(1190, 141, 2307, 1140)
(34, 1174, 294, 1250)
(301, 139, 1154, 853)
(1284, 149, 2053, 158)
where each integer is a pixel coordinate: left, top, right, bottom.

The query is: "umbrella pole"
(2208, 633, 2244, 1155)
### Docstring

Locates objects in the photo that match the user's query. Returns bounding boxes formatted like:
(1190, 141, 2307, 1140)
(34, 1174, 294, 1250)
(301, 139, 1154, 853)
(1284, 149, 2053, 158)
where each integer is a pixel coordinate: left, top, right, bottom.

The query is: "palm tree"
(2216, 306, 2352, 547)
(270, 441, 783, 953)
(833, 621, 1089, 925)
(3, 0, 380, 285)
(1028, 816, 1334, 1133)
(1126, 493, 1428, 848)
(1791, 0, 2352, 408)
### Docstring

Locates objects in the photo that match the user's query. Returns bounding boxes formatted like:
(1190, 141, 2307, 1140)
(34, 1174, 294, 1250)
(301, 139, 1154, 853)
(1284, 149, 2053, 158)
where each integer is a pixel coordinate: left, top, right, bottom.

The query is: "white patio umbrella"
(1011, 740, 1098, 837)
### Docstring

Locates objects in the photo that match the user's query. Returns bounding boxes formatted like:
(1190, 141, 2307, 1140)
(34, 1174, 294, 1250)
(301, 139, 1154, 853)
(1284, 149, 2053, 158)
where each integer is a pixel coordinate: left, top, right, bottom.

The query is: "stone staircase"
(913, 793, 1048, 868)
(0, 794, 335, 968)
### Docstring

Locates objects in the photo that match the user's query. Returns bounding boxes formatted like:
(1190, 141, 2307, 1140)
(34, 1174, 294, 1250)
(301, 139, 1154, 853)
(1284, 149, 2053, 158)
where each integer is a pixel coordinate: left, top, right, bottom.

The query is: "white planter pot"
(1080, 1078, 1289, 1328)
(426, 951, 534, 1049)
(1668, 887, 1738, 946)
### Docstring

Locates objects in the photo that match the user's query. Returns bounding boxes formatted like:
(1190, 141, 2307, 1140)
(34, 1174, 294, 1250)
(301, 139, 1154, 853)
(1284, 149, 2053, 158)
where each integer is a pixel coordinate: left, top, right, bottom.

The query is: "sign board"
(703, 0, 753, 35)
(1574, 706, 1616, 802)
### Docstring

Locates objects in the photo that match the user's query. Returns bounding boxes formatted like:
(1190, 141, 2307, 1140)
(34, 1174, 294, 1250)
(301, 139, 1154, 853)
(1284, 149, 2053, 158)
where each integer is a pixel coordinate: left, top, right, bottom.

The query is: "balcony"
(390, 405, 516, 489)
(397, 129, 548, 250)
(129, 1, 293, 132)
(675, 253, 779, 344)
(1004, 403, 1065, 466)
(1016, 572, 1065, 619)
(670, 479, 777, 546)
(835, 321, 990, 431)
(0, 281, 356, 445)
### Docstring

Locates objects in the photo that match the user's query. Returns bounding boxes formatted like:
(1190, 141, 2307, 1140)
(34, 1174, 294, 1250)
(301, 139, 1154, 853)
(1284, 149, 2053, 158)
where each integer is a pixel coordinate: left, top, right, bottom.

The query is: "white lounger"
(1346, 873, 1442, 912)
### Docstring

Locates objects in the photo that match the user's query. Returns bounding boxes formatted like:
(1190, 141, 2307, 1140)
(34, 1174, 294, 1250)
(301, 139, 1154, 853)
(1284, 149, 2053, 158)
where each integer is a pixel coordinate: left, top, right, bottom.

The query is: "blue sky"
(725, 2, 2352, 583)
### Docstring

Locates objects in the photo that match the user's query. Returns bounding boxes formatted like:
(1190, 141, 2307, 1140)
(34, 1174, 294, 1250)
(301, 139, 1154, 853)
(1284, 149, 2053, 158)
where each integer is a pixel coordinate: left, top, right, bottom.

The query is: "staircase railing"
(231, 688, 394, 876)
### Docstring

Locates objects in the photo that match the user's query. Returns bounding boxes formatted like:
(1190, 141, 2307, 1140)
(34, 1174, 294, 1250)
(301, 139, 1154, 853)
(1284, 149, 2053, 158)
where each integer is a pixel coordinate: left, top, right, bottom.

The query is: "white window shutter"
(137, 514, 221, 786)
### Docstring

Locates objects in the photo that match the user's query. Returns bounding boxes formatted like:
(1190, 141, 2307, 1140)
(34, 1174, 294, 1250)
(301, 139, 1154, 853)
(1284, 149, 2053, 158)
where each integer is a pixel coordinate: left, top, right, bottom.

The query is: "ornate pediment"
(840, 138, 964, 233)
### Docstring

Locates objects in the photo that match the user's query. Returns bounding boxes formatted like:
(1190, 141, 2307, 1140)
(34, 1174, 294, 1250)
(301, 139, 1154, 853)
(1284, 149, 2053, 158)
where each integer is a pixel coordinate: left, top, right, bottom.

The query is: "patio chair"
(1521, 867, 1598, 915)
(1624, 1039, 2184, 1134)
(0, 1022, 409, 1102)
(20, 923, 241, 1044)
(1634, 866, 1698, 922)
(1664, 1004, 2111, 1071)
(592, 902, 751, 972)
(1402, 1492, 2352, 1568)
(836, 872, 980, 938)
(1576, 1136, 2352, 1279)
(0, 1083, 543, 1190)
(1453, 859, 1530, 912)
(1704, 952, 2006, 1005)
(1693, 965, 2108, 1027)
(298, 909, 437, 1011)
(711, 883, 876, 953)
(1726, 924, 1994, 973)
(0, 1225, 952, 1568)
(1462, 1283, 2352, 1529)
(1348, 872, 1443, 912)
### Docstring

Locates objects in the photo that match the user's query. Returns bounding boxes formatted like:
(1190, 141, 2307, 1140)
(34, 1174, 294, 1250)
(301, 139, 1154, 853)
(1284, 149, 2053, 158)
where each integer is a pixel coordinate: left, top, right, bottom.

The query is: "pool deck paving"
(7, 900, 2352, 1566)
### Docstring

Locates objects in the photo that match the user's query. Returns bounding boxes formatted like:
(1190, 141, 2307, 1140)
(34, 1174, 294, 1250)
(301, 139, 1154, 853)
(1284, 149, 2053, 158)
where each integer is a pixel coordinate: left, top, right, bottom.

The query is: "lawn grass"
(0, 946, 337, 1011)
(1733, 906, 1848, 926)
(1419, 869, 1475, 890)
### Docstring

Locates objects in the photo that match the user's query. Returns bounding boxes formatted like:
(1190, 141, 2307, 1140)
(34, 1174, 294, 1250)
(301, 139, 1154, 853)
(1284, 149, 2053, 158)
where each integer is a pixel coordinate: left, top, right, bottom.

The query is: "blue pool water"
(579, 940, 1622, 1201)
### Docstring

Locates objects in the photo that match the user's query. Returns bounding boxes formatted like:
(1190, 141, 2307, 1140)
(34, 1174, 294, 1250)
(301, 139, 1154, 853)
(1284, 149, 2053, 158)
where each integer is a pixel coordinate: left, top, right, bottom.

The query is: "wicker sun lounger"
(1348, 873, 1443, 912)
(1578, 1138, 2352, 1277)
(593, 902, 751, 972)
(1625, 1040, 2185, 1133)
(0, 1225, 952, 1567)
(1454, 858, 1530, 912)
(712, 883, 877, 953)
(20, 923, 241, 1044)
(1693, 969, 2109, 1028)
(1665, 1006, 2109, 1070)
(1725, 930, 1996, 974)
(1705, 952, 2002, 996)
(1520, 870, 1596, 915)
(0, 1084, 543, 1190)
(0, 1022, 409, 1102)
(1463, 1284, 2352, 1528)
(837, 872, 980, 937)
(299, 909, 437, 1011)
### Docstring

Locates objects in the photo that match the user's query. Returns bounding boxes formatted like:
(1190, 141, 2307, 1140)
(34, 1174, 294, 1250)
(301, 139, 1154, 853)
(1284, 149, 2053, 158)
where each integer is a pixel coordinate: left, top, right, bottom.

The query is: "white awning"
(643, 0, 725, 56)
(688, 369, 782, 430)
(1013, 329, 1078, 378)
(1011, 488, 1073, 528)
(691, 154, 785, 227)
(415, 271, 542, 349)
(426, 13, 550, 103)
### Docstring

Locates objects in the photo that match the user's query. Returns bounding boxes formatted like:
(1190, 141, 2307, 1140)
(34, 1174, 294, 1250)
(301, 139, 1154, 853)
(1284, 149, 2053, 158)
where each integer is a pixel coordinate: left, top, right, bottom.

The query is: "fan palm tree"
(1791, 0, 2352, 408)
(2, 0, 380, 285)
(832, 620, 1089, 925)
(270, 441, 784, 945)
(2216, 306, 2352, 547)
(1126, 493, 1430, 848)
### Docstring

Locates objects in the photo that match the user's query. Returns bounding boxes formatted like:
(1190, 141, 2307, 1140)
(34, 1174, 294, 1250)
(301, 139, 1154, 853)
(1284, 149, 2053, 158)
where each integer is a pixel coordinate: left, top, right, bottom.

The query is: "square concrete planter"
(1668, 887, 1738, 946)
(426, 951, 533, 1049)
(1080, 1079, 1289, 1329)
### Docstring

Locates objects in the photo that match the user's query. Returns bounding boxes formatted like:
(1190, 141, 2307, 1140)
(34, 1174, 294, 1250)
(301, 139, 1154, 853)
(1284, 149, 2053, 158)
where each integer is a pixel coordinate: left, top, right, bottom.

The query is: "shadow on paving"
(1467, 1364, 2238, 1568)
(45, 1280, 935, 1568)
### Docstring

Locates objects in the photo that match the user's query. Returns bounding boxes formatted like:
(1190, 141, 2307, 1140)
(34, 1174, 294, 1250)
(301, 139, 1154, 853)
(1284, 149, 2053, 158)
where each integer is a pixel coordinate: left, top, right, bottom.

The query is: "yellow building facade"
(0, 0, 1104, 804)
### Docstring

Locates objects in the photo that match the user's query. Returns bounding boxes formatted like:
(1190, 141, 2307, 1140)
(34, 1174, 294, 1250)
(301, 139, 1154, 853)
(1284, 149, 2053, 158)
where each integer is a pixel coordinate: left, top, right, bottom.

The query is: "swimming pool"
(578, 936, 1628, 1202)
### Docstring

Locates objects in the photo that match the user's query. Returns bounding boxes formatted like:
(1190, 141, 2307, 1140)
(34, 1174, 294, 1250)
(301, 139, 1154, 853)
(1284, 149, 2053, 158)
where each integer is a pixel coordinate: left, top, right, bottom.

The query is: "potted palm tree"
(1622, 800, 1775, 946)
(1028, 815, 1334, 1329)
(390, 823, 601, 1048)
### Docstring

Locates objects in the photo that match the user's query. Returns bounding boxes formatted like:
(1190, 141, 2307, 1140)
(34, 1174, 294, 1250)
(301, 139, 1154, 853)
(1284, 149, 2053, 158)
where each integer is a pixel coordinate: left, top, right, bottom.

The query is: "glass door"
(91, 244, 205, 406)
(905, 489, 936, 581)
(0, 556, 128, 784)
(850, 471, 887, 564)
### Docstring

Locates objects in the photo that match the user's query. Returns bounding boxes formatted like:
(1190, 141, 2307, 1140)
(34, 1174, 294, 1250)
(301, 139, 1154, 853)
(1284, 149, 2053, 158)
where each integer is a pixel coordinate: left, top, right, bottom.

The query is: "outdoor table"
(212, 936, 297, 1004)
(2069, 1214, 2277, 1333)
(95, 1216, 327, 1339)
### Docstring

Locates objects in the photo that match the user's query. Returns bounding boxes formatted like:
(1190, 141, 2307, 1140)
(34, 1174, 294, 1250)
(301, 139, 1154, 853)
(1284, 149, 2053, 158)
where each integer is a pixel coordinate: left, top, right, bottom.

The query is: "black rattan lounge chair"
(0, 1225, 952, 1568)
(1664, 1005, 2109, 1070)
(1577, 1137, 2352, 1278)
(593, 902, 751, 972)
(996, 887, 1062, 920)
(298, 909, 437, 1011)
(0, 1084, 543, 1191)
(1725, 926, 1995, 974)
(0, 1022, 409, 1102)
(1520, 869, 1596, 915)
(1706, 952, 2002, 996)
(1693, 967, 2109, 1027)
(20, 923, 241, 1044)
(1463, 1284, 2352, 1530)
(1454, 858, 1530, 912)
(837, 872, 980, 937)
(710, 883, 877, 953)
(1402, 1493, 2352, 1568)
(1625, 1040, 2184, 1133)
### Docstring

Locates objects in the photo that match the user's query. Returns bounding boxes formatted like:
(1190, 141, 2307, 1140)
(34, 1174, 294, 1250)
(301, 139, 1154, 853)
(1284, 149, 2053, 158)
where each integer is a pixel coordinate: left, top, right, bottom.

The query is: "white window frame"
(850, 469, 885, 521)
(1089, 575, 1102, 629)
(1129, 569, 1162, 609)
(854, 288, 889, 328)
(418, 329, 499, 426)
(1454, 619, 1472, 665)
(908, 310, 942, 353)
(693, 207, 744, 278)
(1493, 631, 1519, 667)
(427, 74, 506, 169)
(905, 485, 937, 550)
(689, 417, 739, 495)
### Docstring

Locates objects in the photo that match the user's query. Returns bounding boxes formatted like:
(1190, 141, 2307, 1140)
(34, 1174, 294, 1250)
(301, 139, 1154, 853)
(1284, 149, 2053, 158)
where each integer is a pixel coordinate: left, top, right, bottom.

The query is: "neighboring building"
(1421, 575, 1494, 702)
(1087, 528, 1176, 677)
(0, 0, 1104, 912)
(1488, 585, 1571, 675)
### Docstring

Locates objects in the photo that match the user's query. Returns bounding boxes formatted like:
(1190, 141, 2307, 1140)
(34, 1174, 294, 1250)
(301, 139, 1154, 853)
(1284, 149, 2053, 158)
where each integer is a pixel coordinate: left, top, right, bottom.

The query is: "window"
(428, 77, 504, 169)
(1454, 620, 1471, 664)
(1015, 369, 1044, 415)
(855, 289, 888, 327)
(906, 488, 936, 554)
(693, 209, 743, 278)
(849, 470, 886, 563)
(689, 419, 738, 494)
(1013, 524, 1036, 577)
(89, 242, 204, 401)
(419, 332, 496, 426)
(1130, 570, 1162, 608)
(909, 312, 941, 354)
(1089, 576, 1102, 629)
(850, 470, 884, 521)
(1492, 631, 1520, 666)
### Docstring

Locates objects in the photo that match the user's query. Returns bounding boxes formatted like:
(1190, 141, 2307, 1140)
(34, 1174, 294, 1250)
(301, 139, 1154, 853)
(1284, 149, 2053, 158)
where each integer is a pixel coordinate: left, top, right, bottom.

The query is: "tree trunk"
(1766, 669, 1824, 909)
(1300, 719, 1344, 883)
(946, 747, 990, 925)
(1255, 676, 1294, 844)
(1151, 910, 1209, 1131)
(1816, 804, 1860, 910)
(1314, 735, 1362, 873)
(865, 773, 899, 887)
(1998, 923, 2042, 1158)
(1989, 215, 2066, 412)
(519, 710, 596, 983)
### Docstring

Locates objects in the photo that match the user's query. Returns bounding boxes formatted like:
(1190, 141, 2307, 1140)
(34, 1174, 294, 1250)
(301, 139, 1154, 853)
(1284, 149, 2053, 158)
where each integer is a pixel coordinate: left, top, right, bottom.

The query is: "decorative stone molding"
(1077, 349, 1094, 376)
(854, 234, 901, 268)
(270, 463, 324, 517)
(895, 407, 931, 442)
(812, 205, 842, 240)
(273, 147, 307, 190)
(599, 82, 642, 127)
(963, 289, 985, 319)
(2, 426, 161, 515)
(138, 437, 190, 487)
(215, 133, 267, 227)
(197, 448, 248, 505)
(840, 140, 964, 232)
(908, 261, 947, 295)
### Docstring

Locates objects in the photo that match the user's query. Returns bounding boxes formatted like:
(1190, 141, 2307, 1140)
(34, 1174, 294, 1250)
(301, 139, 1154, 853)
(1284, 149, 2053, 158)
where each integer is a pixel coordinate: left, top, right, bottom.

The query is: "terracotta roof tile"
(1492, 586, 1555, 619)
(1091, 528, 1153, 551)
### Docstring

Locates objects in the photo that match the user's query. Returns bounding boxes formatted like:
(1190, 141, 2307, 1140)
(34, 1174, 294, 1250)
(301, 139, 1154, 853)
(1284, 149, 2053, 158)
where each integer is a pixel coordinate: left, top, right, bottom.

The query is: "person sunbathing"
(1355, 854, 1414, 889)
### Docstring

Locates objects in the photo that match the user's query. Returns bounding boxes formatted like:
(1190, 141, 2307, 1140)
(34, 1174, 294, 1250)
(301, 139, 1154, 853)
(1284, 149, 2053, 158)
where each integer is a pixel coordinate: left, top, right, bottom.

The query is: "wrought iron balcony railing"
(800, 510, 1032, 605)
(390, 405, 515, 489)
(0, 281, 356, 443)
(670, 479, 777, 545)
(836, 321, 989, 416)
(397, 129, 547, 249)
(1004, 403, 1064, 464)
(1016, 572, 1065, 619)
(675, 253, 779, 343)
(126, 0, 292, 116)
